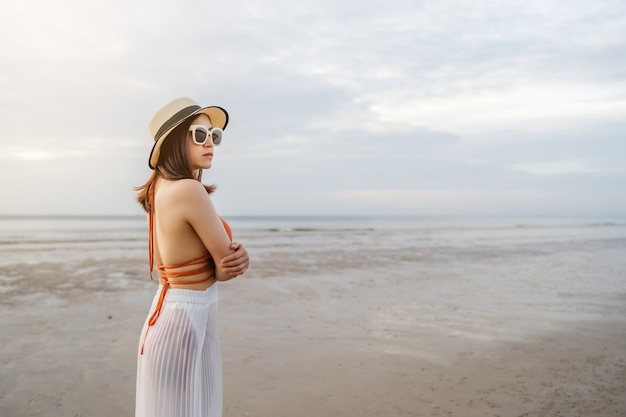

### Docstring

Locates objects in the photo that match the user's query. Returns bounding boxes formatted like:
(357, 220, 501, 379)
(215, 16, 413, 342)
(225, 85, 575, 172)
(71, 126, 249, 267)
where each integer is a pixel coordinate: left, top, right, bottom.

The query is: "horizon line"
(0, 213, 624, 219)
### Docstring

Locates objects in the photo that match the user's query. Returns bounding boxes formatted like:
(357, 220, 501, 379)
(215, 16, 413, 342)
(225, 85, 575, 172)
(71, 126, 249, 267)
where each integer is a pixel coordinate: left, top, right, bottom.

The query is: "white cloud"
(0, 0, 625, 215)
(369, 81, 626, 135)
(0, 147, 91, 161)
(325, 183, 626, 216)
(509, 160, 624, 176)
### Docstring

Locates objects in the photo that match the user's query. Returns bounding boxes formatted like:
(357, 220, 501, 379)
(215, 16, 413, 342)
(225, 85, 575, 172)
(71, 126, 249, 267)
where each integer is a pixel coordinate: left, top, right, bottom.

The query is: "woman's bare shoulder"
(165, 179, 207, 200)
(158, 179, 213, 218)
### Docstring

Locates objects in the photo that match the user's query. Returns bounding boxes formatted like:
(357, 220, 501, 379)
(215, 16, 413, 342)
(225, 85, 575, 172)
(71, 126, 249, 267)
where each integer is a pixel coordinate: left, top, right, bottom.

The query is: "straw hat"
(147, 97, 229, 169)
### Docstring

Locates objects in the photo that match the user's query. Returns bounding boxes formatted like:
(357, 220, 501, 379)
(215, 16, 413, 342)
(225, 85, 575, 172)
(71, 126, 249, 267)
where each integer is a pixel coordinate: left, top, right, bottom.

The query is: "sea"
(1, 214, 626, 351)
(1, 214, 625, 267)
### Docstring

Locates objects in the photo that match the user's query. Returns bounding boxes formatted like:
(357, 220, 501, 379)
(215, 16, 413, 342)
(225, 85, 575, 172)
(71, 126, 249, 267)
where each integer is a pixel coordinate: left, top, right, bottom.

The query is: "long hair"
(136, 118, 216, 212)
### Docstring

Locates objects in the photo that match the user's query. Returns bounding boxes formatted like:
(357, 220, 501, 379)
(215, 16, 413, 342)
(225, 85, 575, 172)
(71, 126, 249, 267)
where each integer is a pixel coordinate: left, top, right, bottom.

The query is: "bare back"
(150, 178, 232, 289)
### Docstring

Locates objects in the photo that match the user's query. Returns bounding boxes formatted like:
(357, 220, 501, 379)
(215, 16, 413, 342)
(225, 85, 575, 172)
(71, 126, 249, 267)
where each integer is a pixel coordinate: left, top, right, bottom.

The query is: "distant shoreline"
(1, 214, 625, 219)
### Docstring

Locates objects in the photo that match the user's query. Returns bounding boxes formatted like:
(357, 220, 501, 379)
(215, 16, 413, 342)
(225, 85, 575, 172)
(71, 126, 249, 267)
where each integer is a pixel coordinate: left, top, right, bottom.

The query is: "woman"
(135, 97, 249, 417)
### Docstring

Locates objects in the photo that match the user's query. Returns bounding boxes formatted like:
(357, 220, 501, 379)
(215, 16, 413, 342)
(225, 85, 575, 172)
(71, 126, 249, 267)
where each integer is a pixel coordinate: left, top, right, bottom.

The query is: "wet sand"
(1, 229, 625, 417)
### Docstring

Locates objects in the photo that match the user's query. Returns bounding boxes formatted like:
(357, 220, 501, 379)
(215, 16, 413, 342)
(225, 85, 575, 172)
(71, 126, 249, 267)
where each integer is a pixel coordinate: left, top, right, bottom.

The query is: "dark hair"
(136, 118, 215, 212)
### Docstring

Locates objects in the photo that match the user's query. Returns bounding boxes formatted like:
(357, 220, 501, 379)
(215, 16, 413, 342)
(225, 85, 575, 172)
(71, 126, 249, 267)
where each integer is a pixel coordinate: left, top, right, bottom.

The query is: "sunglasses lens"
(190, 126, 222, 145)
(211, 129, 222, 145)
(194, 127, 208, 145)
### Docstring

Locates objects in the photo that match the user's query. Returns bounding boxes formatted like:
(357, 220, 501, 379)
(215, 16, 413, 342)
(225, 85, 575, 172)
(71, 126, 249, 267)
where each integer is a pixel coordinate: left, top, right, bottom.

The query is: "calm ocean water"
(0, 214, 625, 266)
(1, 215, 625, 336)
(1, 214, 625, 236)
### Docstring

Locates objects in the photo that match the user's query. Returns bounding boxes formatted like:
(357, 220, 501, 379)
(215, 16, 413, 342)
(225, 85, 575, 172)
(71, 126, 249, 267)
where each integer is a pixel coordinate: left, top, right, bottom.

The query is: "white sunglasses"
(189, 125, 223, 146)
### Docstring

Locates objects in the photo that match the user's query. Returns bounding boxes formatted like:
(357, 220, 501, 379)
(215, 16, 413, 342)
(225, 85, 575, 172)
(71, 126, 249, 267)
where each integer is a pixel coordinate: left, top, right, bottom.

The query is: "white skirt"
(136, 284, 222, 417)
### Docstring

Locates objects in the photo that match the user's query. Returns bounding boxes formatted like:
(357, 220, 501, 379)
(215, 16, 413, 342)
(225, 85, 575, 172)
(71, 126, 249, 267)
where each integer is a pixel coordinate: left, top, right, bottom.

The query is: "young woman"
(135, 97, 249, 417)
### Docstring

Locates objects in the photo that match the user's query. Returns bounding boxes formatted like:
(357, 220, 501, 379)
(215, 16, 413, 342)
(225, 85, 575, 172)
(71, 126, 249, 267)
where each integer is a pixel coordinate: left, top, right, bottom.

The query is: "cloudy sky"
(0, 0, 625, 216)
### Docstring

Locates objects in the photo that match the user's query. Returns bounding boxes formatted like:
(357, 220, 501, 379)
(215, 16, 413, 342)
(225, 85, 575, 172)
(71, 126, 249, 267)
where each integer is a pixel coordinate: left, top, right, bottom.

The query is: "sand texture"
(1, 225, 625, 416)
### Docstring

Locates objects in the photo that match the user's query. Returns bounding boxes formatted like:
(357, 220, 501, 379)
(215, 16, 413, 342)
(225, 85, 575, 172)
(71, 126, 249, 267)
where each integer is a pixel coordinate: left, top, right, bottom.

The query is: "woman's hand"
(219, 242, 249, 278)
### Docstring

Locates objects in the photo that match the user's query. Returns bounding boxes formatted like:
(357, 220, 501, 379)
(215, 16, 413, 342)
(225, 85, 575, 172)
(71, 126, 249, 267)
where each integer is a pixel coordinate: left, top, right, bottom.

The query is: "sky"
(0, 0, 625, 216)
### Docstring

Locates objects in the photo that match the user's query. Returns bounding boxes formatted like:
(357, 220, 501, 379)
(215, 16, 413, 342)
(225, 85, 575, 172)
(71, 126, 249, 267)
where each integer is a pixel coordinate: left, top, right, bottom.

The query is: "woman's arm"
(178, 179, 237, 281)
(220, 242, 250, 277)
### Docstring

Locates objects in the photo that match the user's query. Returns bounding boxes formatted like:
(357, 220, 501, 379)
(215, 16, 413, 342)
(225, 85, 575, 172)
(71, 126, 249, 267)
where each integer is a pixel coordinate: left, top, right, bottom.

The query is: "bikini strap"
(148, 185, 155, 281)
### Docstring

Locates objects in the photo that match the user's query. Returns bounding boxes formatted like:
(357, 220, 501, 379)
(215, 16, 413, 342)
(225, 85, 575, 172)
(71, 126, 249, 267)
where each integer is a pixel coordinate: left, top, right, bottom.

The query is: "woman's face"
(186, 114, 215, 172)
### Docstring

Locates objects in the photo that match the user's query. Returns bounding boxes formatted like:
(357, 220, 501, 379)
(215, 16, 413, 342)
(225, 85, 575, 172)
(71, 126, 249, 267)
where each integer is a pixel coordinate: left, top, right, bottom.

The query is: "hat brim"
(149, 106, 229, 169)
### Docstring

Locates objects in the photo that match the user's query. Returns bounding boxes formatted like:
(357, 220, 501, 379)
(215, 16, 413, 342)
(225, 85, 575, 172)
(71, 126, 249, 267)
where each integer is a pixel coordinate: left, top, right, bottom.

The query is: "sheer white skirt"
(136, 284, 222, 417)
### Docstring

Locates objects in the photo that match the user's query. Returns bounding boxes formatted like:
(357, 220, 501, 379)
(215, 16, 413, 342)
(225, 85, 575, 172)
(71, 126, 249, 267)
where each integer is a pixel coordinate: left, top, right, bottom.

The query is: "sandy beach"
(1, 219, 625, 417)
